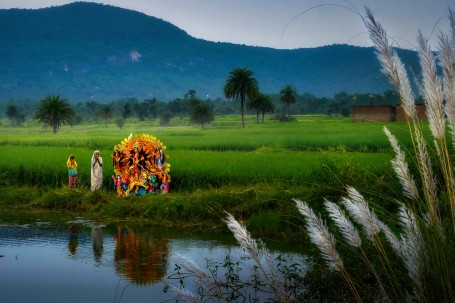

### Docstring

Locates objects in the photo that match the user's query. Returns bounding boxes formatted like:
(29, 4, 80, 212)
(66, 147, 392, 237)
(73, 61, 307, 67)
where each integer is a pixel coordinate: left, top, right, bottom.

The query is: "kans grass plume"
(294, 6, 455, 303)
(166, 6, 455, 303)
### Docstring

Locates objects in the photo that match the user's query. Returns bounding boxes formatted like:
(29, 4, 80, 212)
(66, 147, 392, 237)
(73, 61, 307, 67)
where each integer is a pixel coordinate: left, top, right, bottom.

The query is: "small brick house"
(395, 105, 427, 121)
(352, 105, 396, 122)
(352, 104, 426, 122)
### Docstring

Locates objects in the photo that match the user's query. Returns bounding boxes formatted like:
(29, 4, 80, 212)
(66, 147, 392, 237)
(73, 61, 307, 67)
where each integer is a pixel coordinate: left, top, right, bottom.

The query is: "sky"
(0, 0, 453, 50)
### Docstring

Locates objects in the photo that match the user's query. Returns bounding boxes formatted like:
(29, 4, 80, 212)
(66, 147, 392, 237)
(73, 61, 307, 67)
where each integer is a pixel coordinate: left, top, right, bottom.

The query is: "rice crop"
(0, 116, 414, 152)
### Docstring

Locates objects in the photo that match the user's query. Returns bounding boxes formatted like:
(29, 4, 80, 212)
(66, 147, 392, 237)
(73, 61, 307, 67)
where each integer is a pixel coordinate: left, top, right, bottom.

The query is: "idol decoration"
(112, 133, 170, 196)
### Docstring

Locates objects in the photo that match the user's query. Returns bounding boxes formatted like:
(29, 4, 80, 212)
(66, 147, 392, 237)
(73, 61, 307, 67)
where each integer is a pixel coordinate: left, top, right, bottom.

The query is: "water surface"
(0, 214, 306, 303)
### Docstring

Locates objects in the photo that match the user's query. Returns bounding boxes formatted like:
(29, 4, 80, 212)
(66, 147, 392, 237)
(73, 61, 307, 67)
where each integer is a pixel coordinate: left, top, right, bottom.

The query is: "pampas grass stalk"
(363, 6, 455, 302)
(167, 6, 455, 303)
(223, 212, 288, 302)
(397, 206, 424, 296)
(162, 282, 200, 303)
(364, 7, 417, 121)
(324, 198, 361, 247)
(383, 126, 419, 201)
(324, 198, 394, 301)
(294, 198, 362, 302)
(341, 186, 381, 239)
(294, 199, 343, 270)
(417, 32, 446, 140)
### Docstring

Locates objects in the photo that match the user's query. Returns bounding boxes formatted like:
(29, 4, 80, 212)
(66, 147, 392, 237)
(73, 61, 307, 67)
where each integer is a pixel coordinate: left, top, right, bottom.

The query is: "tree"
(260, 95, 275, 123)
(189, 100, 214, 129)
(159, 111, 173, 126)
(34, 95, 75, 134)
(247, 93, 274, 124)
(224, 68, 258, 128)
(123, 103, 132, 119)
(6, 105, 18, 125)
(115, 116, 125, 129)
(280, 85, 297, 118)
(168, 98, 188, 117)
(99, 104, 113, 126)
(84, 101, 99, 122)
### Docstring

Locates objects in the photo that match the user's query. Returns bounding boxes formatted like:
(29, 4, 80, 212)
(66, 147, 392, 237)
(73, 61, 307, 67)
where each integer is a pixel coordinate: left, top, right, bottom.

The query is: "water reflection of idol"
(91, 227, 104, 265)
(114, 226, 170, 285)
(68, 224, 79, 256)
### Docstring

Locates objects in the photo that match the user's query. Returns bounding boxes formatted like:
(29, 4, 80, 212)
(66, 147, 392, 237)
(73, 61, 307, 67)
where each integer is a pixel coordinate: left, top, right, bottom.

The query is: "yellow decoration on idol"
(111, 133, 170, 196)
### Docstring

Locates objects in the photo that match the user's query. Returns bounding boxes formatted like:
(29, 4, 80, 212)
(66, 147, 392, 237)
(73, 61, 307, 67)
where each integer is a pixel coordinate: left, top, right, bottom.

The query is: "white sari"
(90, 150, 103, 191)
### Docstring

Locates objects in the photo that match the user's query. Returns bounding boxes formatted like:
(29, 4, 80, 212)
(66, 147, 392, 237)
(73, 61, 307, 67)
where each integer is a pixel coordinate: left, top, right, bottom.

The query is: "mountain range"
(0, 2, 420, 102)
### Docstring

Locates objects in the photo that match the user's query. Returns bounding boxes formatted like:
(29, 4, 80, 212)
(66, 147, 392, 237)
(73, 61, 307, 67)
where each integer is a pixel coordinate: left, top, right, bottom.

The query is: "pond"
(0, 213, 308, 303)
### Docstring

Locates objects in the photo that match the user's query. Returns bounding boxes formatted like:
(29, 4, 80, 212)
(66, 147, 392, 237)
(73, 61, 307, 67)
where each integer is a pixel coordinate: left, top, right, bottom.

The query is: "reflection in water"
(0, 218, 308, 303)
(91, 227, 104, 266)
(114, 225, 169, 285)
(68, 224, 78, 256)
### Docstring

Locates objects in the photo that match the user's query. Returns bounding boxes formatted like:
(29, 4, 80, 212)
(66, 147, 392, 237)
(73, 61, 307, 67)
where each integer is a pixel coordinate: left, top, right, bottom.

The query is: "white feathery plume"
(417, 32, 446, 140)
(341, 186, 381, 240)
(395, 56, 418, 120)
(397, 206, 424, 296)
(381, 223, 405, 259)
(223, 212, 288, 301)
(438, 34, 455, 134)
(364, 7, 417, 120)
(175, 254, 214, 285)
(414, 130, 439, 221)
(324, 198, 361, 247)
(224, 212, 261, 263)
(383, 126, 419, 200)
(163, 282, 200, 303)
(294, 198, 344, 271)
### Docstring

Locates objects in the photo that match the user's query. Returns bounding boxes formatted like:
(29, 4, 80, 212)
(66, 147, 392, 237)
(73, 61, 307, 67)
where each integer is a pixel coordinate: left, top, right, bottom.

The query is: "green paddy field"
(0, 115, 413, 233)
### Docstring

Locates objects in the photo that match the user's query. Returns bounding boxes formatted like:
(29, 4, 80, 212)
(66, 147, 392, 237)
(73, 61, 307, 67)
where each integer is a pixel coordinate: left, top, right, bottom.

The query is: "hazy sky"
(1, 0, 453, 50)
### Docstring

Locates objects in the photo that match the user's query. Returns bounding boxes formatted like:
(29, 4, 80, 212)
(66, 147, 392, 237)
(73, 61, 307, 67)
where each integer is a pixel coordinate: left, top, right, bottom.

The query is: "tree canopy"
(224, 68, 258, 128)
(34, 95, 75, 133)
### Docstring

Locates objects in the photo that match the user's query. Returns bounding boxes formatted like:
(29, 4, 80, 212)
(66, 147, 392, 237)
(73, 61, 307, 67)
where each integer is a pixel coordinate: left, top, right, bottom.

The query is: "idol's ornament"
(112, 133, 170, 196)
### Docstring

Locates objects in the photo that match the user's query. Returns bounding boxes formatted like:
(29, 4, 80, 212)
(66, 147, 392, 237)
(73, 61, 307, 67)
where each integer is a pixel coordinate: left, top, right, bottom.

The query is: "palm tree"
(280, 85, 297, 118)
(34, 95, 75, 134)
(247, 93, 275, 124)
(260, 95, 275, 123)
(224, 68, 258, 128)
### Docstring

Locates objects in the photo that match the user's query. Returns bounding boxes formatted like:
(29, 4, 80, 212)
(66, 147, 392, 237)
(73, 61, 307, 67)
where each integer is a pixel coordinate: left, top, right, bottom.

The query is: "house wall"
(395, 105, 427, 121)
(352, 106, 396, 122)
(352, 105, 427, 122)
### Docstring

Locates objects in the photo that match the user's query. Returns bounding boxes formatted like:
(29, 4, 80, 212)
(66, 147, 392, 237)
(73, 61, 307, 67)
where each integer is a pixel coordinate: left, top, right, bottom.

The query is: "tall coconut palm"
(280, 85, 297, 118)
(34, 95, 75, 134)
(224, 68, 258, 128)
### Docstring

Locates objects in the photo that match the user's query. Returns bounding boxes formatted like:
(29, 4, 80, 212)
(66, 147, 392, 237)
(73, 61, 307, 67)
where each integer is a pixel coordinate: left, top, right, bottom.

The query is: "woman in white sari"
(91, 150, 103, 191)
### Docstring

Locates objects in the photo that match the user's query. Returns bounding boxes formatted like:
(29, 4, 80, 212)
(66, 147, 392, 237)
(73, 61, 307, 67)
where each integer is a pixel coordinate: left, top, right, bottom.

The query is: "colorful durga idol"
(112, 133, 170, 196)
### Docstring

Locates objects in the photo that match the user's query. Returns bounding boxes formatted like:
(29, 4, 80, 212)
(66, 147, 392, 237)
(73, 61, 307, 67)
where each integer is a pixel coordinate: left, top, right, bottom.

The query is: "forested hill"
(0, 1, 419, 102)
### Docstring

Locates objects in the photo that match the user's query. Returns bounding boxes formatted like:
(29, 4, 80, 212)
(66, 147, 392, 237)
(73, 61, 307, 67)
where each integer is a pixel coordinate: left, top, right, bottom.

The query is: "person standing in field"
(67, 154, 78, 188)
(91, 150, 103, 191)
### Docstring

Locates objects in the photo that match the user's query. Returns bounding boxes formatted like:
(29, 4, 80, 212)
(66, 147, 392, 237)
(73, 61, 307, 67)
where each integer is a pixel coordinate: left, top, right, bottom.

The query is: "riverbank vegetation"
(164, 7, 455, 303)
(0, 115, 405, 236)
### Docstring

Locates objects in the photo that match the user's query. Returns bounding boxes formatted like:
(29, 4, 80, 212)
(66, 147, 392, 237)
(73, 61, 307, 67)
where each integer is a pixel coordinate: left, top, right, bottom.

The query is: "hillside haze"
(0, 2, 419, 102)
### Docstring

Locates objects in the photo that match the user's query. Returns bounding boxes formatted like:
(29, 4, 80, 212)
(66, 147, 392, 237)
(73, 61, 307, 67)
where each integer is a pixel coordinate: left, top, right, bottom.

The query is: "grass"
(165, 6, 455, 303)
(0, 114, 403, 235)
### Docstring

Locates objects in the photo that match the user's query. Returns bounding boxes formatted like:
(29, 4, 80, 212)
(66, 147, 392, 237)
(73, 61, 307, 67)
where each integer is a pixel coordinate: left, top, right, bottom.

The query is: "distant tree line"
(0, 66, 418, 132)
(0, 89, 406, 127)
